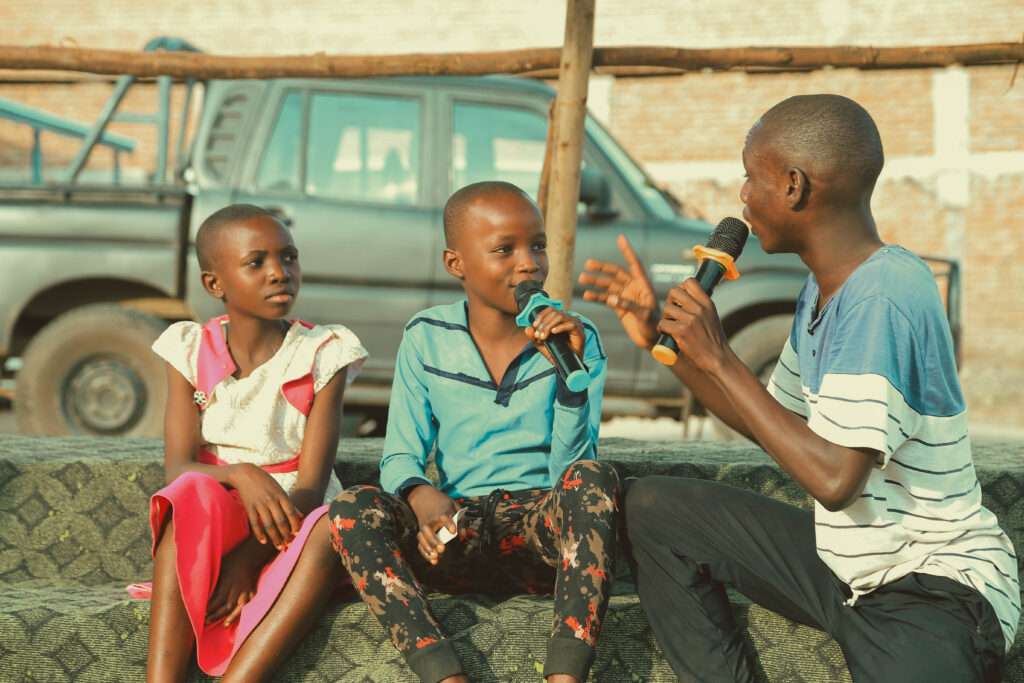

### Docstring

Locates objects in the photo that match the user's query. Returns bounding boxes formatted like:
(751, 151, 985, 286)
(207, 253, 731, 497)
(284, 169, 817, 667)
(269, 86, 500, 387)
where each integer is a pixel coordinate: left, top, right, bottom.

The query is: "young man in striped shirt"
(585, 94, 1017, 682)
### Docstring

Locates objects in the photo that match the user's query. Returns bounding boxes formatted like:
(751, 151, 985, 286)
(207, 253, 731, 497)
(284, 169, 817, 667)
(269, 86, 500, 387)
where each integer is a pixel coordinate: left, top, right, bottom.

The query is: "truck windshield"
(584, 116, 677, 221)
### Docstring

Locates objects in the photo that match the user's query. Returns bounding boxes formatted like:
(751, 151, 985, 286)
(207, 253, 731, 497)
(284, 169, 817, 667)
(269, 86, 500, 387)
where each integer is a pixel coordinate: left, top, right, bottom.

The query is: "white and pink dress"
(135, 315, 367, 676)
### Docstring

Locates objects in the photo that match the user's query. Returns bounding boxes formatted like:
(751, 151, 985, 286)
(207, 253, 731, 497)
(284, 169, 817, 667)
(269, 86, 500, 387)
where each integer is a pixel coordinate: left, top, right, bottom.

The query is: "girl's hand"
(406, 485, 460, 566)
(525, 308, 585, 363)
(205, 540, 267, 626)
(578, 234, 660, 350)
(228, 463, 303, 549)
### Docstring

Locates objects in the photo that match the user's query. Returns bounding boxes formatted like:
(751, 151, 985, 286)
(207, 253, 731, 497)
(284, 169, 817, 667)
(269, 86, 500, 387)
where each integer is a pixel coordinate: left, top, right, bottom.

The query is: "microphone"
(651, 217, 749, 366)
(514, 281, 591, 392)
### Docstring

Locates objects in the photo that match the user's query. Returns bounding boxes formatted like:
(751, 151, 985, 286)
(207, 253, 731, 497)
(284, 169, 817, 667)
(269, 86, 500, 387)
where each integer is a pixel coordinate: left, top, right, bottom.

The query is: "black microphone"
(514, 281, 591, 392)
(651, 217, 750, 366)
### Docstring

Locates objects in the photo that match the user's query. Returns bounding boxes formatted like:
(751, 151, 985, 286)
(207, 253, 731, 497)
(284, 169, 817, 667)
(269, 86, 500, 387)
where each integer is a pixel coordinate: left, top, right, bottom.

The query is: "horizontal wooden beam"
(0, 42, 1020, 79)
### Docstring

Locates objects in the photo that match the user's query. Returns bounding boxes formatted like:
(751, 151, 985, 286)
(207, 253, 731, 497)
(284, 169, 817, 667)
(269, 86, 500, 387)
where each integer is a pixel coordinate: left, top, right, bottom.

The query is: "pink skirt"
(133, 471, 338, 676)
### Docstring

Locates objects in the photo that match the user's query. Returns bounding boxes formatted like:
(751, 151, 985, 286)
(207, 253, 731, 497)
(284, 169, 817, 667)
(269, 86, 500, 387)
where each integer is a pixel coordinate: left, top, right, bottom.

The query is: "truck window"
(256, 91, 303, 193)
(452, 102, 547, 196)
(305, 92, 420, 205)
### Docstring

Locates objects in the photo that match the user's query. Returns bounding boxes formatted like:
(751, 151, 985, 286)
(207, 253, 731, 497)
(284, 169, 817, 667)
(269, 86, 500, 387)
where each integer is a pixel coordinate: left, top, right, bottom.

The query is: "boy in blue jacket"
(329, 181, 619, 683)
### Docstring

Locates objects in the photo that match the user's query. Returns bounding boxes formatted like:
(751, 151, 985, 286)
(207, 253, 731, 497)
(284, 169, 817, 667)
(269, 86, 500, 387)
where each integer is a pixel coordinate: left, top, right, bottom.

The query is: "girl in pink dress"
(141, 204, 367, 682)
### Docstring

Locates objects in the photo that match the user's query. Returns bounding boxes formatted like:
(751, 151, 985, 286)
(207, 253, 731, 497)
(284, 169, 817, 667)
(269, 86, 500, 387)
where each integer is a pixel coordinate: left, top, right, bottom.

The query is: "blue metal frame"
(0, 36, 201, 187)
(0, 97, 136, 183)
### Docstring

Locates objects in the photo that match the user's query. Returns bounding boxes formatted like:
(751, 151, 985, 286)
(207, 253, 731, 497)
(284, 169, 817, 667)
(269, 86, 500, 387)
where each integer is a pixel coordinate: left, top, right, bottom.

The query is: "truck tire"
(15, 305, 169, 437)
(707, 313, 793, 442)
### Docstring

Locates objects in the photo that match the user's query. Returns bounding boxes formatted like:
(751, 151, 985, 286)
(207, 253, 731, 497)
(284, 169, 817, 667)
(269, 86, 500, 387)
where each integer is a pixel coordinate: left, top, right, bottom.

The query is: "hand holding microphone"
(515, 280, 590, 392)
(652, 217, 749, 367)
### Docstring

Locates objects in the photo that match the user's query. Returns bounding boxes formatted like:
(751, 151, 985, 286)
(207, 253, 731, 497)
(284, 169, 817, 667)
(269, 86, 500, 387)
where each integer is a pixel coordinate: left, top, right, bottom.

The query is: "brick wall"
(0, 0, 1021, 430)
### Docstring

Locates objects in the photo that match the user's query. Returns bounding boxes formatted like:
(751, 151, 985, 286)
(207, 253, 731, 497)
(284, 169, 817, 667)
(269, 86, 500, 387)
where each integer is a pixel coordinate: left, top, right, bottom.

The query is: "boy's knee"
(565, 460, 621, 494)
(308, 515, 350, 569)
(327, 485, 385, 553)
(557, 461, 621, 522)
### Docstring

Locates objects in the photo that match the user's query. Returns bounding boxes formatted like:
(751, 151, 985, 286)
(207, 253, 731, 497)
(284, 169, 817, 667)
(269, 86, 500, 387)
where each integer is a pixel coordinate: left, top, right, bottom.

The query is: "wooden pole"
(536, 98, 558, 220)
(1, 41, 1019, 80)
(543, 0, 595, 307)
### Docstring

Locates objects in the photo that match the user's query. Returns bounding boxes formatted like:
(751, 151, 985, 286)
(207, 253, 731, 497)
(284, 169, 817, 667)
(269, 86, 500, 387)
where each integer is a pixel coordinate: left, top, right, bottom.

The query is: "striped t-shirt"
(767, 245, 1019, 651)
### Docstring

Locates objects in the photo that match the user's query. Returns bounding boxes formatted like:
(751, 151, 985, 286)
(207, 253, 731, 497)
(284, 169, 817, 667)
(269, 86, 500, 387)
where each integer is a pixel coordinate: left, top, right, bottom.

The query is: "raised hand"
(578, 233, 659, 350)
(228, 463, 304, 549)
(406, 484, 460, 566)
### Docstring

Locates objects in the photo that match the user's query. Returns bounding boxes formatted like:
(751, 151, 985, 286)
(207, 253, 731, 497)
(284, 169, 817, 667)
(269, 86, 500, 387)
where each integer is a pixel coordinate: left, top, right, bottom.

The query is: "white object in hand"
(437, 508, 465, 544)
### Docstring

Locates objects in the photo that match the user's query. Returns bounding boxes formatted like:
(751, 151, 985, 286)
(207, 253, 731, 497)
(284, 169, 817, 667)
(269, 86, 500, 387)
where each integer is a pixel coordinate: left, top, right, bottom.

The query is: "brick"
(970, 65, 1024, 153)
(961, 174, 1024, 426)
(612, 69, 933, 162)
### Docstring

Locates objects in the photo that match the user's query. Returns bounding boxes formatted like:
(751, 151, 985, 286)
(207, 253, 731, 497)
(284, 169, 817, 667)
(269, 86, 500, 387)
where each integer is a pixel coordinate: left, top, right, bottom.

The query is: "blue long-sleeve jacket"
(379, 300, 607, 498)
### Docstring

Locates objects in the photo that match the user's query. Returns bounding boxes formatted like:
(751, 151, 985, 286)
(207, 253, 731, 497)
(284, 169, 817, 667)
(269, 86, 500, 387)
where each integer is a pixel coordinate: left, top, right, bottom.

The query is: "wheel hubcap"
(63, 356, 146, 434)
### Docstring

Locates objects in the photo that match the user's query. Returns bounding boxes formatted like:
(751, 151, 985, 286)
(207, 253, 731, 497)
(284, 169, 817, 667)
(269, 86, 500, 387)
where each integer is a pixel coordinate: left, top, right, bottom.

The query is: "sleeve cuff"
(396, 477, 432, 499)
(151, 321, 199, 386)
(555, 376, 588, 408)
(312, 325, 370, 392)
(767, 377, 808, 418)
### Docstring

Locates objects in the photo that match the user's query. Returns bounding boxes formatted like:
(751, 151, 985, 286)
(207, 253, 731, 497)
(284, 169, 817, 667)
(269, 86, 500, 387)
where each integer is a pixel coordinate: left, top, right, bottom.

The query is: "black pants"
(329, 460, 621, 683)
(625, 476, 1006, 683)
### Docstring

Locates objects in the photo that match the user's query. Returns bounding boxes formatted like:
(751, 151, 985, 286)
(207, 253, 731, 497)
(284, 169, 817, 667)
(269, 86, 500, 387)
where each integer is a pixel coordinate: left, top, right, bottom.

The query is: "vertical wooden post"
(536, 98, 557, 220)
(543, 0, 595, 307)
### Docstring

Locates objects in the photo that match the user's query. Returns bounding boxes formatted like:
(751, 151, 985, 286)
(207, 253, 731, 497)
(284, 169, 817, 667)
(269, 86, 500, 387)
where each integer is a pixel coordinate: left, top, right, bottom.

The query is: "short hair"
(754, 94, 884, 198)
(195, 204, 281, 270)
(443, 181, 538, 247)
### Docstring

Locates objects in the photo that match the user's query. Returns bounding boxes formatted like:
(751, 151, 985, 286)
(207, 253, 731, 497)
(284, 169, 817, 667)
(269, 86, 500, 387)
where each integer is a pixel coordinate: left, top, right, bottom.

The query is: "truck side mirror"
(579, 166, 618, 220)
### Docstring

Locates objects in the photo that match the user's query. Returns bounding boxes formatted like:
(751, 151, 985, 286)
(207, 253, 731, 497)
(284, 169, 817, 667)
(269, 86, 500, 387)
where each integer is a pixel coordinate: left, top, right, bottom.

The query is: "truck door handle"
(266, 206, 294, 227)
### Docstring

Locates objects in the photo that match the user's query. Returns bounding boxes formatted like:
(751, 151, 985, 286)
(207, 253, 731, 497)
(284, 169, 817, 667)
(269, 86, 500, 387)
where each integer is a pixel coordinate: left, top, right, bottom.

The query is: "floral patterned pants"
(328, 460, 621, 683)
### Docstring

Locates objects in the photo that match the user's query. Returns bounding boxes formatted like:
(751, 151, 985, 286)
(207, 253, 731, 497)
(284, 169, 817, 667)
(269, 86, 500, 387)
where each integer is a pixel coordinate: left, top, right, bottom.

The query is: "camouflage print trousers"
(328, 459, 621, 683)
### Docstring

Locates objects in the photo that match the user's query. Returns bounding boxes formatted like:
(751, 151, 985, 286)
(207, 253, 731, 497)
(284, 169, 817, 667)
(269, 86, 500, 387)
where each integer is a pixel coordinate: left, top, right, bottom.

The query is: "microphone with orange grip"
(651, 217, 750, 366)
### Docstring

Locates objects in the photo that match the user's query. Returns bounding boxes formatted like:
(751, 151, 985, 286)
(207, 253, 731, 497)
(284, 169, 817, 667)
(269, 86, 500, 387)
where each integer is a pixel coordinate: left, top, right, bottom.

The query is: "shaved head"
(443, 181, 540, 247)
(751, 94, 884, 201)
(196, 204, 283, 270)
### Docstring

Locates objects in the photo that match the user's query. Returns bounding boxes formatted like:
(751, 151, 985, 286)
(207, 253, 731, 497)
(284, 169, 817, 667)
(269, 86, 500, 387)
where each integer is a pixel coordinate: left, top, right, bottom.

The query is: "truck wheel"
(15, 305, 169, 437)
(707, 313, 793, 442)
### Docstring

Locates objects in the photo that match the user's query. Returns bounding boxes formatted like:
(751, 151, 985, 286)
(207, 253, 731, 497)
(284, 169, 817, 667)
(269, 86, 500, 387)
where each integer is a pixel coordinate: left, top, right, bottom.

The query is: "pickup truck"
(3, 38, 951, 439)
